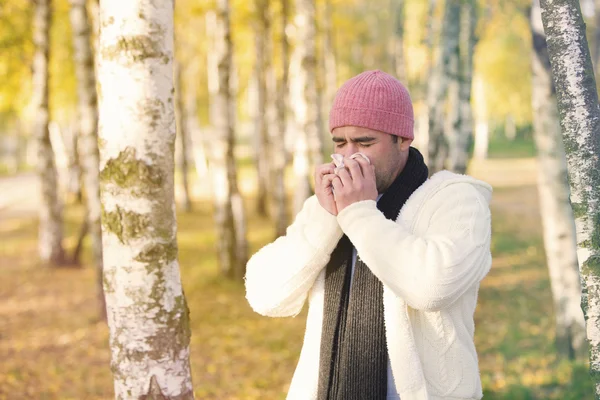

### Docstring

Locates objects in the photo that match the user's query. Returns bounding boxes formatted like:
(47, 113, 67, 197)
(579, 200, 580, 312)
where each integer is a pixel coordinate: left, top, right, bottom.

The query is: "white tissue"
(331, 153, 370, 175)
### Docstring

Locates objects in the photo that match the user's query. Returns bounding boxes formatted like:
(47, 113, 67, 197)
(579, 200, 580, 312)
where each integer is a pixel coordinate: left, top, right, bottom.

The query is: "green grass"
(487, 135, 537, 159)
(0, 182, 594, 399)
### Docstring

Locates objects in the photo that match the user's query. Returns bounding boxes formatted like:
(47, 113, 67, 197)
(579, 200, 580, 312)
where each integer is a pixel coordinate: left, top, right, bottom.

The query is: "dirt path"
(0, 173, 39, 222)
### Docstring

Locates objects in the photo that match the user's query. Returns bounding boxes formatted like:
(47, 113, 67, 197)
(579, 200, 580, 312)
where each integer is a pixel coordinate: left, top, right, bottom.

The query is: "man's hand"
(315, 162, 339, 216)
(331, 156, 377, 213)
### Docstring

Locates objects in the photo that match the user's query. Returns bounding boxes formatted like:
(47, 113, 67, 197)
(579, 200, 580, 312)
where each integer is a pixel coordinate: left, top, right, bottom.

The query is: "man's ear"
(400, 138, 413, 151)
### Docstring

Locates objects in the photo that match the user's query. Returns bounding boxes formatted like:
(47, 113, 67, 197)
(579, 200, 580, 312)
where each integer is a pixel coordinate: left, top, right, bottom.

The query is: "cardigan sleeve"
(245, 195, 344, 317)
(336, 182, 492, 312)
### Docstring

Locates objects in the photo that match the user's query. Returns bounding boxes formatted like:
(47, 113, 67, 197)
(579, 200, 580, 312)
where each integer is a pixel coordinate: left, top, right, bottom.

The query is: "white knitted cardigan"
(245, 171, 493, 400)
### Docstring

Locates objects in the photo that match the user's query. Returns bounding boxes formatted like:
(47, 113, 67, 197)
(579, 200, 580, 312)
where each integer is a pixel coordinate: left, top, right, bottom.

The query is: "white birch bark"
(389, 0, 406, 83)
(505, 113, 517, 141)
(540, 0, 600, 394)
(69, 0, 105, 317)
(262, 0, 287, 231)
(207, 4, 248, 280)
(472, 75, 489, 160)
(531, 0, 587, 360)
(416, 0, 438, 163)
(273, 0, 291, 236)
(451, 0, 476, 174)
(322, 0, 337, 114)
(97, 1, 194, 398)
(254, 0, 271, 217)
(184, 55, 208, 179)
(427, 0, 460, 174)
(445, 27, 461, 172)
(289, 45, 311, 215)
(291, 0, 319, 214)
(48, 120, 71, 196)
(33, 0, 66, 265)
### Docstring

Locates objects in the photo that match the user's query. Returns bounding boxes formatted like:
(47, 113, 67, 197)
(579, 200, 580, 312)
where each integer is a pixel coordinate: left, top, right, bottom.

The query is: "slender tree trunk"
(448, 0, 477, 174)
(505, 113, 517, 141)
(539, 0, 600, 395)
(263, 0, 287, 234)
(531, 0, 587, 360)
(445, 24, 461, 172)
(69, 0, 105, 318)
(390, 0, 406, 83)
(97, 0, 194, 398)
(207, 3, 248, 280)
(174, 60, 193, 212)
(33, 0, 66, 265)
(48, 120, 71, 196)
(184, 54, 208, 179)
(290, 40, 311, 214)
(472, 75, 489, 160)
(272, 0, 291, 236)
(291, 0, 319, 214)
(322, 0, 337, 112)
(254, 0, 270, 217)
(427, 0, 460, 175)
(416, 0, 438, 162)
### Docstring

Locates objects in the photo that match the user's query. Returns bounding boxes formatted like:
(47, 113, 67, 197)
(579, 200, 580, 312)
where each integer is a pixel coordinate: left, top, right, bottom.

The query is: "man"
(245, 70, 492, 400)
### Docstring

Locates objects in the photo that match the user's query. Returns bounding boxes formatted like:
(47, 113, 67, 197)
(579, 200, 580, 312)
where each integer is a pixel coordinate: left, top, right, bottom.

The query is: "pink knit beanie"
(329, 70, 414, 140)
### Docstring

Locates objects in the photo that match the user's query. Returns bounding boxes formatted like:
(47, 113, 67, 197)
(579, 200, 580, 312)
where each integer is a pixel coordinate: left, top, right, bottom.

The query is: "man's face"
(331, 126, 412, 193)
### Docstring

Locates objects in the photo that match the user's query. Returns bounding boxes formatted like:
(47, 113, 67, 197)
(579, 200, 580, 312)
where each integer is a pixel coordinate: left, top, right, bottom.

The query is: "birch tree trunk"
(184, 54, 208, 179)
(254, 0, 271, 217)
(174, 59, 193, 212)
(207, 4, 248, 280)
(448, 0, 476, 174)
(97, 1, 194, 398)
(303, 0, 322, 167)
(445, 22, 461, 173)
(416, 0, 438, 162)
(427, 0, 460, 175)
(33, 0, 66, 265)
(540, 0, 600, 394)
(322, 0, 337, 114)
(472, 75, 489, 160)
(389, 0, 406, 83)
(291, 0, 319, 214)
(69, 0, 105, 318)
(273, 0, 290, 236)
(531, 0, 587, 360)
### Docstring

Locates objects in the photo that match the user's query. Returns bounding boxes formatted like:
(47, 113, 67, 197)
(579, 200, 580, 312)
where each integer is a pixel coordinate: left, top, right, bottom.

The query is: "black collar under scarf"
(317, 147, 429, 400)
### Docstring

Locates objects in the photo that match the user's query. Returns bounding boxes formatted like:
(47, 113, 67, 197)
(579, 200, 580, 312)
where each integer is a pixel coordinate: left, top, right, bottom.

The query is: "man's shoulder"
(418, 170, 492, 201)
(402, 170, 492, 219)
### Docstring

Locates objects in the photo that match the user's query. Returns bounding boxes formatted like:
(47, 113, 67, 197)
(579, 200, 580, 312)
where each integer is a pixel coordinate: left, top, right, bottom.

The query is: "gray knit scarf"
(317, 147, 428, 400)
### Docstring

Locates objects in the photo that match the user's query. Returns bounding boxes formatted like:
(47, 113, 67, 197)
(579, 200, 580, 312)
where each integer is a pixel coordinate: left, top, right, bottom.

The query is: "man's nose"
(341, 143, 357, 157)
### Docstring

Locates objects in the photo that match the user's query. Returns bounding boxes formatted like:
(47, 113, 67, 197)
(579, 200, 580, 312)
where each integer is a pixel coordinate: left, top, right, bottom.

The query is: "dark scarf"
(317, 147, 429, 400)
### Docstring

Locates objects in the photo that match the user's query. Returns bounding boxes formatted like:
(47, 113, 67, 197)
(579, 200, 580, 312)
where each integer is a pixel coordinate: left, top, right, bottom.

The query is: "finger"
(315, 163, 336, 183)
(321, 173, 337, 189)
(331, 176, 343, 191)
(343, 157, 364, 180)
(350, 154, 371, 175)
(317, 162, 336, 173)
(336, 166, 352, 187)
(350, 152, 371, 164)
